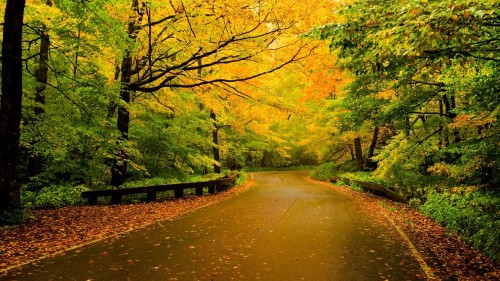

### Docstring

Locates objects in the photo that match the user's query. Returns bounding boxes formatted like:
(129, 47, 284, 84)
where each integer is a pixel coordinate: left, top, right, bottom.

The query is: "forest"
(0, 0, 498, 262)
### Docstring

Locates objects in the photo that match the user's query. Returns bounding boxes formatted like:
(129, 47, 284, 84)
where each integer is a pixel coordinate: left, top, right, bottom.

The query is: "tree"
(108, 0, 316, 186)
(0, 0, 27, 210)
(27, 0, 52, 179)
(314, 0, 499, 193)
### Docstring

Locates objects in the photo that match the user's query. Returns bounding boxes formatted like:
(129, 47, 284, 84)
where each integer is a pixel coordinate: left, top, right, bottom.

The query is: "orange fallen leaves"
(305, 177, 499, 280)
(0, 180, 254, 275)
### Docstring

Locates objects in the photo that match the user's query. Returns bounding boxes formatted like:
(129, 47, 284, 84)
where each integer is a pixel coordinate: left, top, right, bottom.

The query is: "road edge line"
(382, 212, 437, 280)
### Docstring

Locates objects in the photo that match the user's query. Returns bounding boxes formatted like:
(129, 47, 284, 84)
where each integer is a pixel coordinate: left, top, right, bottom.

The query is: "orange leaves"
(307, 177, 499, 280)
(463, 9, 470, 19)
(426, 162, 449, 176)
(0, 181, 254, 275)
(298, 45, 349, 103)
(376, 89, 397, 100)
(448, 113, 496, 130)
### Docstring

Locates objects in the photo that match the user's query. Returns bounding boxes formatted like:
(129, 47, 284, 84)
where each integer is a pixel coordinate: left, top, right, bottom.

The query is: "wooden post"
(146, 191, 156, 202)
(354, 137, 364, 171)
(174, 187, 184, 198)
(111, 193, 122, 204)
(88, 196, 98, 205)
(208, 185, 216, 194)
(195, 187, 203, 196)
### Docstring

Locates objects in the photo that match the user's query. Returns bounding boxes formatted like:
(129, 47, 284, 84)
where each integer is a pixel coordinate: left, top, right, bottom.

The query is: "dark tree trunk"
(442, 95, 457, 145)
(111, 56, 132, 187)
(439, 99, 444, 149)
(366, 126, 379, 169)
(28, 21, 50, 178)
(353, 137, 364, 171)
(211, 110, 221, 174)
(111, 0, 143, 187)
(0, 0, 26, 210)
(404, 115, 410, 137)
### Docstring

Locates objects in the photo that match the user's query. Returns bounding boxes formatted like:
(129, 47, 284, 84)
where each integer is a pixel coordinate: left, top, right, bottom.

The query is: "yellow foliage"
(427, 162, 449, 176)
(377, 89, 397, 100)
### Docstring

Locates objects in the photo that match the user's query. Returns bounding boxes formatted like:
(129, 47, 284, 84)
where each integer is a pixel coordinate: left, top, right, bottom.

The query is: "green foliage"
(22, 185, 88, 209)
(421, 191, 500, 260)
(309, 162, 339, 181)
(348, 183, 365, 192)
(234, 172, 248, 186)
(121, 177, 181, 188)
(338, 172, 381, 184)
(312, 0, 500, 192)
(0, 208, 34, 226)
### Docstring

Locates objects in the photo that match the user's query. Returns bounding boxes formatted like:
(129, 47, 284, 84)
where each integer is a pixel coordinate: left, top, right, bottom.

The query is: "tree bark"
(438, 99, 444, 149)
(111, 56, 133, 187)
(353, 137, 363, 171)
(111, 0, 144, 187)
(366, 126, 379, 169)
(211, 110, 221, 174)
(0, 0, 26, 210)
(28, 20, 50, 178)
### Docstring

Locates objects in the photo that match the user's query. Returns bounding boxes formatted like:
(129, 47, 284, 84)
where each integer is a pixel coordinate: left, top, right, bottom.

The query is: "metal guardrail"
(330, 176, 406, 203)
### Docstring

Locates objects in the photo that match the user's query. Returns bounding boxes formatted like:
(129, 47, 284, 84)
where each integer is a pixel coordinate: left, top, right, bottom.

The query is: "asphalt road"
(4, 171, 425, 280)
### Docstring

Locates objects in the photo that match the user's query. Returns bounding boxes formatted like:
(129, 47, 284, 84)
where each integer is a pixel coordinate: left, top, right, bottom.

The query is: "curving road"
(4, 171, 425, 280)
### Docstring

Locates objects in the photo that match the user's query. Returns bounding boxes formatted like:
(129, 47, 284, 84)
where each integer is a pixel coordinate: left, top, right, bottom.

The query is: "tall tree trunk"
(211, 110, 221, 174)
(349, 145, 355, 161)
(366, 126, 379, 169)
(28, 11, 51, 178)
(404, 115, 410, 137)
(111, 56, 133, 187)
(442, 95, 457, 146)
(353, 137, 364, 171)
(111, 0, 144, 187)
(438, 99, 444, 149)
(0, 0, 26, 210)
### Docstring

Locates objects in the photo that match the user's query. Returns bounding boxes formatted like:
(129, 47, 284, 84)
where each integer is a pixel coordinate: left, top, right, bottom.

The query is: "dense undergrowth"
(0, 171, 246, 226)
(311, 162, 500, 261)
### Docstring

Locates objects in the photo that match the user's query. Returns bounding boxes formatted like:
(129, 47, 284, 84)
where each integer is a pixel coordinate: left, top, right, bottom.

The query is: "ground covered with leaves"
(307, 178, 500, 281)
(2, 178, 499, 280)
(0, 181, 254, 276)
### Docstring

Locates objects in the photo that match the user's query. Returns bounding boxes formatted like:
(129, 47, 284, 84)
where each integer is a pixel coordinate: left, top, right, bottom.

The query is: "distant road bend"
(5, 171, 426, 280)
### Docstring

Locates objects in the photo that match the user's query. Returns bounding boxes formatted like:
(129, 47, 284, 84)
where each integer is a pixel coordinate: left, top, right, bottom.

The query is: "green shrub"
(421, 191, 500, 261)
(22, 184, 89, 208)
(349, 183, 365, 192)
(0, 208, 34, 226)
(234, 172, 248, 186)
(310, 162, 338, 181)
(121, 177, 180, 188)
(338, 172, 383, 184)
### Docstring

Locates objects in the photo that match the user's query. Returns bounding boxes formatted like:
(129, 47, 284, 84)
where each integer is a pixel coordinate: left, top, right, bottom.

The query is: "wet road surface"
(4, 171, 425, 280)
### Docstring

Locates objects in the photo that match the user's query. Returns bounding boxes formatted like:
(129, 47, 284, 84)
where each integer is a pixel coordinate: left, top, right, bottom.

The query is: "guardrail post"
(111, 193, 122, 204)
(88, 196, 98, 205)
(146, 191, 156, 202)
(208, 185, 216, 194)
(174, 187, 184, 198)
(195, 187, 203, 196)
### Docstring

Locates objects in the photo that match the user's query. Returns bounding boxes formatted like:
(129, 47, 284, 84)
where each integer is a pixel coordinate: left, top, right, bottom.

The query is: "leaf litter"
(0, 180, 254, 276)
(306, 177, 499, 280)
